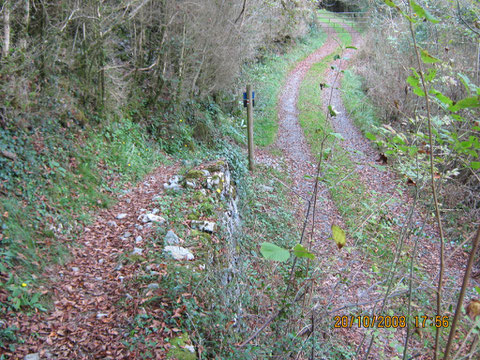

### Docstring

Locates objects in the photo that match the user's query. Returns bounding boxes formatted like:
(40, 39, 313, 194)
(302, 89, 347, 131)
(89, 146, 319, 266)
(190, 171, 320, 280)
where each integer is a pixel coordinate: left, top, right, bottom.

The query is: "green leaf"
(425, 68, 437, 82)
(333, 54, 341, 60)
(293, 244, 315, 259)
(331, 132, 344, 141)
(407, 72, 425, 96)
(260, 242, 290, 262)
(328, 105, 338, 117)
(470, 162, 480, 170)
(332, 225, 346, 250)
(346, 45, 357, 50)
(365, 132, 376, 141)
(383, 0, 396, 7)
(413, 87, 426, 97)
(448, 96, 480, 112)
(430, 89, 453, 106)
(407, 75, 420, 88)
(420, 49, 441, 64)
(411, 0, 439, 23)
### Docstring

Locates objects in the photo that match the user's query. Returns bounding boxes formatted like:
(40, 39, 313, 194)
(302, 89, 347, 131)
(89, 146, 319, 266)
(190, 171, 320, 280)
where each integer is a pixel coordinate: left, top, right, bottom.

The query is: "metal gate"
(318, 11, 368, 33)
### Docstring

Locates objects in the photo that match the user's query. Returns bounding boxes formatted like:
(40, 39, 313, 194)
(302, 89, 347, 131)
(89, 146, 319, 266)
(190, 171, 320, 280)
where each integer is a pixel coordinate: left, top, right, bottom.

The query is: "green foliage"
(419, 48, 441, 64)
(260, 242, 291, 262)
(341, 70, 381, 134)
(292, 244, 315, 259)
(410, 0, 439, 23)
(1, 277, 46, 313)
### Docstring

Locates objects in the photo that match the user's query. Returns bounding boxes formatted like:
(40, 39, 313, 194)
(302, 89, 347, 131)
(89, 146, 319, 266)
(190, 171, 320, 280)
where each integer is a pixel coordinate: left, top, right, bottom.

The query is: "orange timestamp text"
(334, 315, 450, 329)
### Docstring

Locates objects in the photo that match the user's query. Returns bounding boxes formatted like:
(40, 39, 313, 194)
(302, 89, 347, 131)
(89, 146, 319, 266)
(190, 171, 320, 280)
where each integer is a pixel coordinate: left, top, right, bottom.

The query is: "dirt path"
(323, 24, 468, 294)
(275, 26, 344, 239)
(320, 23, 473, 358)
(11, 163, 180, 359)
(268, 20, 472, 359)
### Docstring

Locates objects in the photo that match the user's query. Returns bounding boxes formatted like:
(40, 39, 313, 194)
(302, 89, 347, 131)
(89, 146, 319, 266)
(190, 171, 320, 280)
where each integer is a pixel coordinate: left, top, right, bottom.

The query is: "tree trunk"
(19, 0, 29, 50)
(2, 1, 11, 57)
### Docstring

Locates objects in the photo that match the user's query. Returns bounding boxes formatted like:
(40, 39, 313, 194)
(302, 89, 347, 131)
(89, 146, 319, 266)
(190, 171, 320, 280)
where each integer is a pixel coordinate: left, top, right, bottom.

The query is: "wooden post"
(246, 84, 254, 171)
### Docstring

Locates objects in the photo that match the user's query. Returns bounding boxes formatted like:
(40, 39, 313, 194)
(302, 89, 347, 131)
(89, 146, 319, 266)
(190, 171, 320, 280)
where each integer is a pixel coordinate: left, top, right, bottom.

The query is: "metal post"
(246, 84, 254, 171)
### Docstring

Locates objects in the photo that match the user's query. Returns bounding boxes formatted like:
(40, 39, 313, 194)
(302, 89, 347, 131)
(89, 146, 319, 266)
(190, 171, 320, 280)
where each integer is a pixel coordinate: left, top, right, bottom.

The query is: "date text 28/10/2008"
(334, 315, 450, 329)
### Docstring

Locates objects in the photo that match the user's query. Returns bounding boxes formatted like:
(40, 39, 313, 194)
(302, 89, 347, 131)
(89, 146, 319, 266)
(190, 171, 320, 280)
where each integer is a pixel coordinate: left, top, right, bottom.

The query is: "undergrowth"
(0, 117, 164, 322)
(341, 70, 381, 134)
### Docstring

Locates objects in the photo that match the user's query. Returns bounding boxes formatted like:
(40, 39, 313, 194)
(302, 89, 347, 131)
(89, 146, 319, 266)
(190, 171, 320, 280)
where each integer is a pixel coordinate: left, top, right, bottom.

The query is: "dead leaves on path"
(3, 165, 182, 359)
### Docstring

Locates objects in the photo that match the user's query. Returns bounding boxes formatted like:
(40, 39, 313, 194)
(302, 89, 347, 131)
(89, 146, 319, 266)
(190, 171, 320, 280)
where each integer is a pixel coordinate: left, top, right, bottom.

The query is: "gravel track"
(272, 20, 473, 358)
(276, 26, 344, 240)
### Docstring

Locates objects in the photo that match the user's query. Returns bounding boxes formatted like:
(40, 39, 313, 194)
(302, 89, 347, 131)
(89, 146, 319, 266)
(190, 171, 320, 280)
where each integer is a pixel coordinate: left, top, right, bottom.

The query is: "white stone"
(191, 220, 216, 233)
(135, 236, 143, 243)
(147, 283, 160, 290)
(164, 230, 180, 245)
(185, 180, 196, 188)
(116, 213, 128, 220)
(132, 247, 143, 255)
(164, 246, 194, 261)
(72, 267, 79, 273)
(184, 345, 195, 353)
(24, 354, 40, 360)
(151, 208, 160, 215)
(96, 313, 108, 319)
(138, 213, 166, 224)
(164, 182, 182, 191)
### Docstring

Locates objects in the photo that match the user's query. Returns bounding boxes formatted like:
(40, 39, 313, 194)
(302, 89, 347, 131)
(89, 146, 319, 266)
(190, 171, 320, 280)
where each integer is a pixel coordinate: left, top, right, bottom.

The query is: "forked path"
(273, 20, 472, 358)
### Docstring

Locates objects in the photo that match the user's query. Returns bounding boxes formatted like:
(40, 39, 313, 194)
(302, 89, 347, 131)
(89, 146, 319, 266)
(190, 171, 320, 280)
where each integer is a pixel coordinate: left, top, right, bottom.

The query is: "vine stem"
(406, 2, 446, 359)
(444, 224, 480, 360)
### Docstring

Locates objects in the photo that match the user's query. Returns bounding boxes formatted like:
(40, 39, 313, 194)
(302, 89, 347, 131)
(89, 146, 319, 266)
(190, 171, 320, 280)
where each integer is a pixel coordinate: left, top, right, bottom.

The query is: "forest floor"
(7, 163, 183, 358)
(4, 20, 476, 360)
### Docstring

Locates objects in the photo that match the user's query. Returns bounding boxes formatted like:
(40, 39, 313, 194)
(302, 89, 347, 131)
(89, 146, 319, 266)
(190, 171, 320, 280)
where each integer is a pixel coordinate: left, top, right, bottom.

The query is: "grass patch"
(341, 70, 381, 135)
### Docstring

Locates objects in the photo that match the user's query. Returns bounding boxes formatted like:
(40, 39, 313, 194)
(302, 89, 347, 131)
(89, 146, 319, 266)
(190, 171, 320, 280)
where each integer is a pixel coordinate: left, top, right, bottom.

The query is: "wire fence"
(318, 11, 368, 33)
